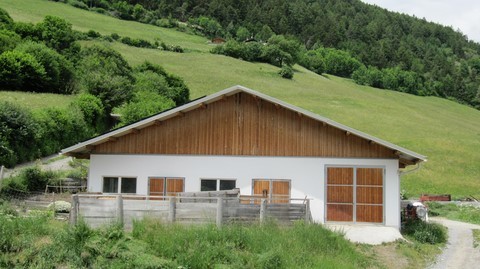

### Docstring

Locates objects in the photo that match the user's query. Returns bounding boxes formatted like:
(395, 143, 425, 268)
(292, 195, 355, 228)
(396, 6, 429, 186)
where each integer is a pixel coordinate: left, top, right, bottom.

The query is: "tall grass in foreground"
(0, 208, 378, 269)
(132, 219, 376, 269)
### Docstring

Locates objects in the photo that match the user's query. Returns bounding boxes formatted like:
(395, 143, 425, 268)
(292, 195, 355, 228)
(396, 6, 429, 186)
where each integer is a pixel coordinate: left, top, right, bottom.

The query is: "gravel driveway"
(428, 217, 480, 269)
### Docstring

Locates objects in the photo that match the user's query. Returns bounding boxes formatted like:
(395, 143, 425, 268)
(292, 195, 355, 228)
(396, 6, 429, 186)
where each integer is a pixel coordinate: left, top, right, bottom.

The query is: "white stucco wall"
(89, 154, 400, 229)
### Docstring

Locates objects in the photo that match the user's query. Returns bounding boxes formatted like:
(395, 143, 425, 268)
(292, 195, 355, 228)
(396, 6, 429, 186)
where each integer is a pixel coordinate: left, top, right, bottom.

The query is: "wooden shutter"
(326, 167, 354, 222)
(166, 178, 184, 196)
(272, 181, 290, 203)
(356, 168, 383, 223)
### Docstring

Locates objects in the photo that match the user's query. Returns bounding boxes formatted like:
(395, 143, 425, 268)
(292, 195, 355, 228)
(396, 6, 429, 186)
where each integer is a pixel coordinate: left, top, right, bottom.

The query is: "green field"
(2, 0, 480, 198)
(0, 91, 74, 111)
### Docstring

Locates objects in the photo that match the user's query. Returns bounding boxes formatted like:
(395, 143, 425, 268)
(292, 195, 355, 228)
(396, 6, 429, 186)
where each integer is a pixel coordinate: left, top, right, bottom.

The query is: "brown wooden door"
(326, 167, 354, 222)
(272, 181, 290, 203)
(149, 178, 165, 198)
(253, 179, 290, 204)
(326, 167, 383, 223)
(166, 178, 184, 196)
(356, 168, 383, 223)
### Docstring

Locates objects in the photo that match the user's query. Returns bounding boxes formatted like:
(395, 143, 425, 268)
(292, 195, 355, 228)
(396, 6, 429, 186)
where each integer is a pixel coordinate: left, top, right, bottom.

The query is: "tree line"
(0, 8, 190, 167)
(65, 0, 480, 108)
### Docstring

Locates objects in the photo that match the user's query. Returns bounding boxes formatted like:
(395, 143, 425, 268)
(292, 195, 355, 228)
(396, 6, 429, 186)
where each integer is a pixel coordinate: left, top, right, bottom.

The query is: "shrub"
(279, 65, 294, 79)
(77, 45, 134, 112)
(86, 29, 101, 39)
(15, 41, 76, 94)
(402, 219, 447, 244)
(0, 8, 14, 28)
(0, 50, 47, 91)
(113, 90, 175, 125)
(12, 21, 38, 40)
(22, 166, 56, 192)
(34, 107, 91, 155)
(0, 29, 21, 53)
(35, 16, 78, 53)
(71, 93, 106, 133)
(0, 102, 40, 167)
(48, 201, 72, 213)
(68, 0, 89, 10)
(134, 61, 190, 106)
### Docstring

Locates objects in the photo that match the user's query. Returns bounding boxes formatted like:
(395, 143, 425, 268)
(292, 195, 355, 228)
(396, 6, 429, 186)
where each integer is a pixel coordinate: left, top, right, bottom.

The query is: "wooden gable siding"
(93, 93, 397, 159)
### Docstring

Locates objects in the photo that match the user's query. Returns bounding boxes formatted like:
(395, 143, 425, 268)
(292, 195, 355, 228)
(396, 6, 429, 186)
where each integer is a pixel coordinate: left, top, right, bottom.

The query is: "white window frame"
(102, 176, 137, 194)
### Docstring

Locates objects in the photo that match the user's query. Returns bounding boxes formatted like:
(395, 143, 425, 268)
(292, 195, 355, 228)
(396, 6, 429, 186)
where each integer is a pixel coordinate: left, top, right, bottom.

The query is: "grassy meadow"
(1, 0, 480, 198)
(0, 91, 74, 111)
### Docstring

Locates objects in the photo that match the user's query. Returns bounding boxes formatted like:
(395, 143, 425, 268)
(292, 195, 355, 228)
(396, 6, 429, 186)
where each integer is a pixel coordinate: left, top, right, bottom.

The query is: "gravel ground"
(2, 154, 74, 179)
(428, 217, 480, 269)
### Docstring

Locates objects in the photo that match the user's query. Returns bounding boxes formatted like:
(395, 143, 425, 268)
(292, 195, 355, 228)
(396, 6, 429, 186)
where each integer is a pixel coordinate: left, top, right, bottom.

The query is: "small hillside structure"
(62, 85, 426, 229)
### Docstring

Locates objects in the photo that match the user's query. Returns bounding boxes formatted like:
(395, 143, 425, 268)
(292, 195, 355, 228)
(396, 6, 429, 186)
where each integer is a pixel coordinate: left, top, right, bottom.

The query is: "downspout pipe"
(399, 161, 423, 177)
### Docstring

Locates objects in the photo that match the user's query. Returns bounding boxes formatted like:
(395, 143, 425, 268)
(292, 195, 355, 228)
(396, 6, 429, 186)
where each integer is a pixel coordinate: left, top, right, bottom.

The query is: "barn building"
(62, 85, 426, 229)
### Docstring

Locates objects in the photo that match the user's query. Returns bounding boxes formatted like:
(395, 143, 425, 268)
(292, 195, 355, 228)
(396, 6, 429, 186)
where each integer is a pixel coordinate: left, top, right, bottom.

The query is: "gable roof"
(62, 85, 426, 165)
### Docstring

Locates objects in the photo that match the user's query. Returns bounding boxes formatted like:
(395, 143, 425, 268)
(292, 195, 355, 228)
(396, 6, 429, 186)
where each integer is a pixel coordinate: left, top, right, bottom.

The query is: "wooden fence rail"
(70, 194, 311, 229)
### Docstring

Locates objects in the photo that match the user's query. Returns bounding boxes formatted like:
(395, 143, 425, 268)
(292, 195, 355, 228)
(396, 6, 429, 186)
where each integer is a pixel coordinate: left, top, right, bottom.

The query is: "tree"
(0, 50, 46, 91)
(77, 45, 134, 113)
(0, 102, 39, 167)
(0, 7, 13, 29)
(0, 29, 21, 53)
(15, 41, 76, 94)
(35, 16, 78, 53)
(113, 90, 175, 125)
(236, 26, 250, 41)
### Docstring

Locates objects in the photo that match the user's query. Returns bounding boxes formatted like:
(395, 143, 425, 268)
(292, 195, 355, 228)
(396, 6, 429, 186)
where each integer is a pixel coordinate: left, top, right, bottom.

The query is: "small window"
(103, 177, 137, 194)
(200, 179, 236, 191)
(103, 177, 118, 193)
(121, 177, 137, 193)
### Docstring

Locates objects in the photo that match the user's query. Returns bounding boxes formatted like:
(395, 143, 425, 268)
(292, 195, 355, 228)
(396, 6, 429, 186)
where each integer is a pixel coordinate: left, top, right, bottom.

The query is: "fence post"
(52, 192, 56, 218)
(304, 199, 310, 224)
(0, 165, 4, 191)
(169, 197, 176, 223)
(70, 194, 78, 226)
(260, 198, 266, 224)
(117, 195, 124, 227)
(216, 197, 223, 228)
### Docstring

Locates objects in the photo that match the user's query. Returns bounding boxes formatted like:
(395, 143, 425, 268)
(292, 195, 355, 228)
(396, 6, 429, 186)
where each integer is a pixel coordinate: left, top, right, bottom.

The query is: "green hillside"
(0, 91, 73, 111)
(2, 0, 480, 198)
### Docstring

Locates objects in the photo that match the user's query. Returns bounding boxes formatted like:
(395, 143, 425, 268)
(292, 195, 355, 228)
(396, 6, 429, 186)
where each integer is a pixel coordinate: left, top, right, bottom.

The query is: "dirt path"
(428, 217, 480, 269)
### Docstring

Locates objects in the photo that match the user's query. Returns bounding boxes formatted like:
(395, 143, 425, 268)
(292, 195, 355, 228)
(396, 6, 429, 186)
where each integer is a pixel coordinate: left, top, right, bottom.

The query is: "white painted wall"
(89, 154, 400, 229)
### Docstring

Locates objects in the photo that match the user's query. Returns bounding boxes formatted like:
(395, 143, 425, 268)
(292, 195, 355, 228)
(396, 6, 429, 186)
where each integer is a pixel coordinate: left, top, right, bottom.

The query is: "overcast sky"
(361, 0, 480, 42)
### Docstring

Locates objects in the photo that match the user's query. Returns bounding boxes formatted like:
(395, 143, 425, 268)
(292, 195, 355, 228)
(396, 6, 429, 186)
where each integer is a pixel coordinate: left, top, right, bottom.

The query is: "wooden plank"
(93, 93, 398, 159)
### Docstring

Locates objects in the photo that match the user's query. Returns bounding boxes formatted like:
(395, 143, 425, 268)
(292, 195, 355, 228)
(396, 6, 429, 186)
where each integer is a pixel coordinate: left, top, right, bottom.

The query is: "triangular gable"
(62, 85, 426, 167)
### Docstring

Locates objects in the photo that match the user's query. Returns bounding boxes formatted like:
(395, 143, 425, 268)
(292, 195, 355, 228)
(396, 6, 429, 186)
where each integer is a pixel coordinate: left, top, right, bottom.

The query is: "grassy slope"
(2, 0, 480, 198)
(0, 91, 74, 111)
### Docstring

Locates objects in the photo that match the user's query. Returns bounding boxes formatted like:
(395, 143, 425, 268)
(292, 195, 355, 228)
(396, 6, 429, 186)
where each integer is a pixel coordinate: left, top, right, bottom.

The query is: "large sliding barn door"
(253, 179, 290, 204)
(326, 167, 383, 223)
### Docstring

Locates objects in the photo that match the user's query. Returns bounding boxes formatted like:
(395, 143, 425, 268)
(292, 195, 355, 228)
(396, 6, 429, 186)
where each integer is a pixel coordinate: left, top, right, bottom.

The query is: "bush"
(134, 61, 190, 106)
(0, 8, 14, 29)
(113, 90, 175, 125)
(402, 219, 447, 244)
(34, 107, 91, 156)
(0, 102, 40, 167)
(0, 50, 47, 91)
(15, 41, 76, 94)
(71, 93, 106, 133)
(36, 16, 78, 53)
(22, 166, 56, 192)
(77, 45, 134, 112)
(279, 65, 294, 79)
(68, 0, 89, 10)
(0, 29, 21, 53)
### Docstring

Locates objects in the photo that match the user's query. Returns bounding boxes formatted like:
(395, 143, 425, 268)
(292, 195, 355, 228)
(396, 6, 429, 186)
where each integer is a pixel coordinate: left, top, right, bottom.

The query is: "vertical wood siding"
(93, 93, 397, 159)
